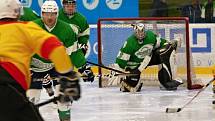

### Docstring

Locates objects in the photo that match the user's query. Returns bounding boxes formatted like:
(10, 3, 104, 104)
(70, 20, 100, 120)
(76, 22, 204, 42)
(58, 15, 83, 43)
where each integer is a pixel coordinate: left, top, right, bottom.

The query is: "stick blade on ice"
(166, 108, 181, 113)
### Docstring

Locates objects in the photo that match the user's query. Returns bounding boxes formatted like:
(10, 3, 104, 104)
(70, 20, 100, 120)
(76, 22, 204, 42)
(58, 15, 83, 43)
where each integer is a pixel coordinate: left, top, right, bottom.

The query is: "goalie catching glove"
(78, 64, 95, 82)
(57, 70, 81, 103)
(168, 37, 182, 49)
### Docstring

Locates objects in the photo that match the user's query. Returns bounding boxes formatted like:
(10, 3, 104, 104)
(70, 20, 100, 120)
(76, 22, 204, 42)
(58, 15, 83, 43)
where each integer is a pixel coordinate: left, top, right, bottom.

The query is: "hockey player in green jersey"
(58, 0, 94, 82)
(115, 23, 183, 92)
(58, 0, 90, 55)
(27, 1, 94, 121)
(19, 7, 39, 21)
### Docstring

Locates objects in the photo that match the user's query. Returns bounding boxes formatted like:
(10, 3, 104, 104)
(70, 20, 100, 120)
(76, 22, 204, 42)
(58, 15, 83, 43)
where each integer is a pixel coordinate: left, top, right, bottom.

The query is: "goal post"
(97, 17, 203, 90)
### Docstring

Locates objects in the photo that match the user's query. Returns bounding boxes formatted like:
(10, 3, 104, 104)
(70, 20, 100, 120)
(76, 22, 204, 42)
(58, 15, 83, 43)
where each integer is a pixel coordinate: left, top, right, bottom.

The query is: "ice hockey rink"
(39, 77, 215, 121)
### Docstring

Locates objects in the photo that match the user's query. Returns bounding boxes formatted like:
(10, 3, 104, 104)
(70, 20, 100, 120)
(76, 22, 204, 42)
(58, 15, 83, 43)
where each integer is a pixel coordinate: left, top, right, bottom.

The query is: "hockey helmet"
(0, 0, 21, 19)
(41, 0, 59, 13)
(62, 0, 76, 16)
(62, 0, 76, 4)
(132, 23, 146, 41)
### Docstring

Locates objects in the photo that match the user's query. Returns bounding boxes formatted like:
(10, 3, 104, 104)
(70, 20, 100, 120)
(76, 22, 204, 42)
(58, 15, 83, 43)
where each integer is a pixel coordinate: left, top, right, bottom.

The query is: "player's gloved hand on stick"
(125, 68, 141, 82)
(121, 67, 142, 92)
(57, 70, 81, 103)
(78, 64, 95, 82)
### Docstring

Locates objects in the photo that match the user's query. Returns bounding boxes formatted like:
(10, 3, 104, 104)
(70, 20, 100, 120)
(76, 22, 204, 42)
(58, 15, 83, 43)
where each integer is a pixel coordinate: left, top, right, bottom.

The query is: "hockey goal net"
(97, 17, 203, 90)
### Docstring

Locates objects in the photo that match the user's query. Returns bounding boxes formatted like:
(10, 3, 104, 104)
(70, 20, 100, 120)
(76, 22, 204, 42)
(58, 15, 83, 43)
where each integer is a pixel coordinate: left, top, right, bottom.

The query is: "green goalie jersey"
(116, 30, 167, 70)
(31, 19, 86, 72)
(58, 9, 89, 45)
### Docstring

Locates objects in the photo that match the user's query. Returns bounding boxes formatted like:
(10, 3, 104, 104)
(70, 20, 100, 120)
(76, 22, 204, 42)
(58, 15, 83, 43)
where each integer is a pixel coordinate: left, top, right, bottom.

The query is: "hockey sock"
(58, 109, 70, 121)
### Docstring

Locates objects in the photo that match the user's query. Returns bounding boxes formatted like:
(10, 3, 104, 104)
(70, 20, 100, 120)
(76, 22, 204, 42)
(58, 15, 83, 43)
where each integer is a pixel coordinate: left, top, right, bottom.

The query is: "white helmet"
(132, 23, 146, 41)
(41, 0, 59, 13)
(0, 0, 21, 19)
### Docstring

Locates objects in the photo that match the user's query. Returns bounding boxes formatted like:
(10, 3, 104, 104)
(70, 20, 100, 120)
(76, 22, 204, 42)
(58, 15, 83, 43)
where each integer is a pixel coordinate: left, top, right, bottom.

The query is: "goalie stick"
(87, 61, 128, 74)
(166, 75, 215, 113)
(86, 61, 141, 77)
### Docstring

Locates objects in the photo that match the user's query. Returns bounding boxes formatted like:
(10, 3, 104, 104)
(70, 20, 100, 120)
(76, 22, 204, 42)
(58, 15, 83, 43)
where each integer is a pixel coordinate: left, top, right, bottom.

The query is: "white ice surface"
(39, 78, 215, 121)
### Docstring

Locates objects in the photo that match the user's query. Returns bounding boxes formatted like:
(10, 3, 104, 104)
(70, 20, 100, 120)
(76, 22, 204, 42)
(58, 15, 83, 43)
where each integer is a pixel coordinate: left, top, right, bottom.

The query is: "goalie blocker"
(120, 41, 183, 92)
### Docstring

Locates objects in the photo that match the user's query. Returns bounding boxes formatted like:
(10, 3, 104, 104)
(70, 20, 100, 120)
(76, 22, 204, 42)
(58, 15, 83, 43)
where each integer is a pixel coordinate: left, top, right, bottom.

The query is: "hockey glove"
(168, 38, 182, 50)
(78, 64, 95, 82)
(58, 70, 81, 102)
(124, 68, 141, 87)
(120, 68, 142, 92)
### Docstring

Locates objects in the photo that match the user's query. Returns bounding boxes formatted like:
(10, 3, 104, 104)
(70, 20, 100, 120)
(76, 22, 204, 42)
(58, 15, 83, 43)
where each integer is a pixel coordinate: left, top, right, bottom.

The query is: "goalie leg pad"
(157, 44, 182, 90)
(106, 64, 126, 86)
(158, 65, 182, 90)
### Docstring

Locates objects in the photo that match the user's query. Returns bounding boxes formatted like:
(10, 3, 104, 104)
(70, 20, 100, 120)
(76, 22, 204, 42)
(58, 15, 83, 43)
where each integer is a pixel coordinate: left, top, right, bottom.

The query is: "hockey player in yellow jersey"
(0, 0, 81, 121)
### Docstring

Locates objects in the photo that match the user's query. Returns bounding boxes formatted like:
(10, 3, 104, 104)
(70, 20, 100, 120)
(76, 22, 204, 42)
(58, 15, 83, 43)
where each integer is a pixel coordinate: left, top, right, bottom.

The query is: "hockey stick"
(86, 61, 128, 74)
(86, 73, 139, 78)
(36, 96, 59, 107)
(86, 61, 139, 76)
(166, 76, 215, 113)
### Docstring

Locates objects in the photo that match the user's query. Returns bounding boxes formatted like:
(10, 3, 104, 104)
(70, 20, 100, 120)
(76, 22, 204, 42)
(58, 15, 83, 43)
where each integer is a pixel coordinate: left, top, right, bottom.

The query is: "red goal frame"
(97, 17, 202, 90)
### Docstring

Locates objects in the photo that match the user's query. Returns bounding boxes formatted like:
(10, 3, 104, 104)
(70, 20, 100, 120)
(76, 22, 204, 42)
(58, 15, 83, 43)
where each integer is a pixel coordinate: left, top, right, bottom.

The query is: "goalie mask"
(133, 23, 146, 43)
(62, 0, 76, 16)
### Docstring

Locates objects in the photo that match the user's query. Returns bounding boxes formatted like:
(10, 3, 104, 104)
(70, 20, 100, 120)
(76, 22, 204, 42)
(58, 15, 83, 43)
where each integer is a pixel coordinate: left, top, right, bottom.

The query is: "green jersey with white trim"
(116, 30, 167, 70)
(58, 9, 90, 45)
(31, 19, 86, 72)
